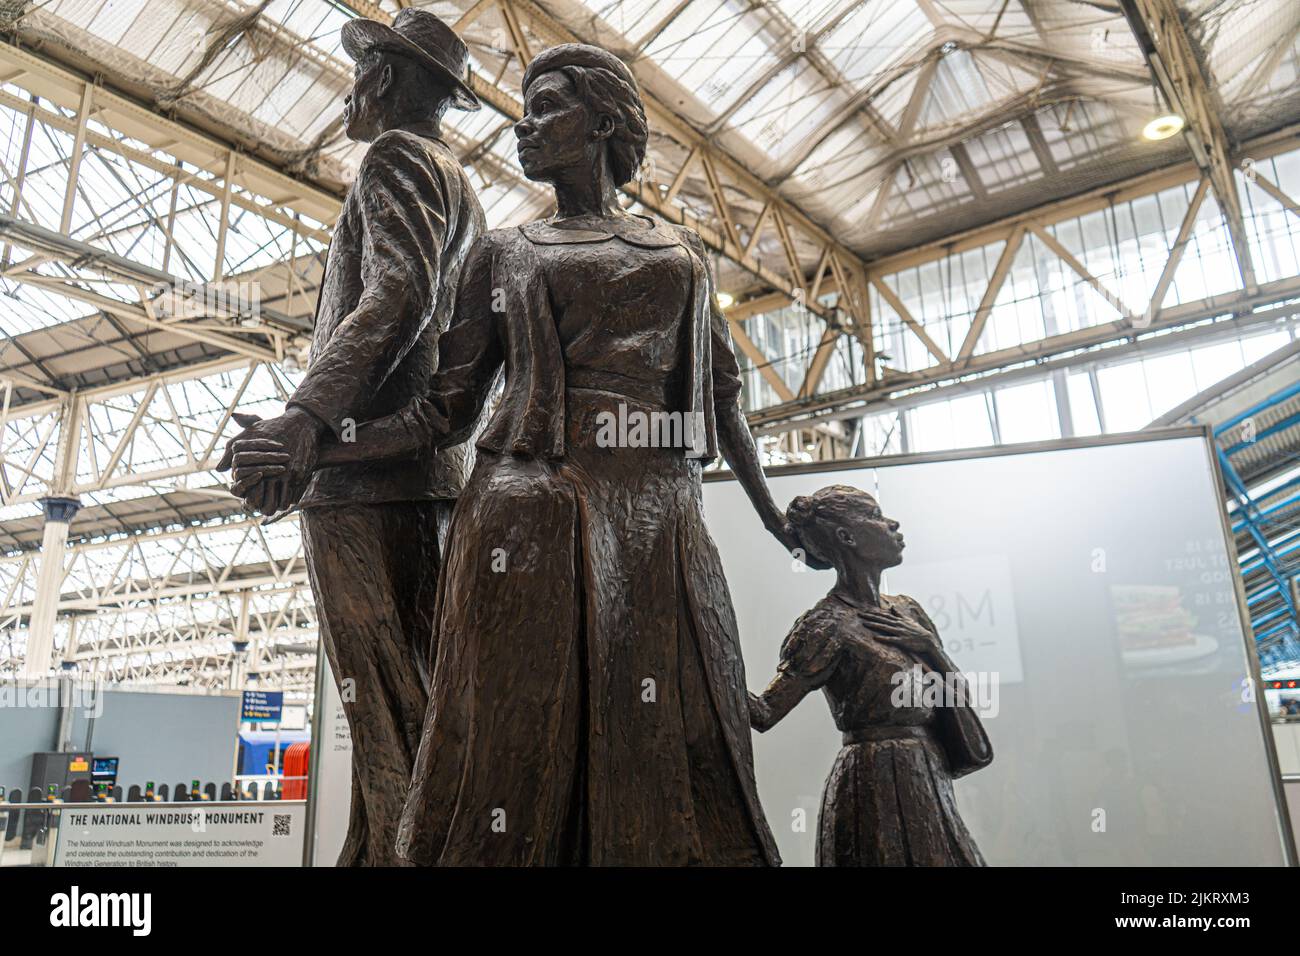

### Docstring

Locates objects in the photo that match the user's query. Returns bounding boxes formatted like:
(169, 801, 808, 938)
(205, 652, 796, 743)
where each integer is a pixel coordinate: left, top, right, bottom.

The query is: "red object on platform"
(282, 742, 310, 799)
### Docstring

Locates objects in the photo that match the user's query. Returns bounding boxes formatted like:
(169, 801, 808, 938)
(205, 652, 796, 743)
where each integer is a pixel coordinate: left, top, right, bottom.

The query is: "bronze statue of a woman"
(749, 485, 993, 866)
(231, 43, 791, 866)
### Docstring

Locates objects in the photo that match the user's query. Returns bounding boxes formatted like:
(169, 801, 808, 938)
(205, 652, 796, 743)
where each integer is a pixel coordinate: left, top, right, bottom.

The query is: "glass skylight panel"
(975, 53, 1041, 102)
(1241, 330, 1293, 364)
(1241, 155, 1300, 285)
(1194, 0, 1289, 98)
(264, 0, 353, 59)
(479, 181, 535, 229)
(447, 106, 505, 145)
(768, 0, 848, 32)
(486, 128, 527, 168)
(199, 44, 277, 115)
(908, 392, 993, 452)
(933, 0, 1034, 38)
(137, 4, 220, 77)
(0, 278, 97, 336)
(816, 334, 866, 394)
(14, 123, 80, 230)
(819, 0, 931, 88)
(786, 118, 886, 190)
(920, 50, 994, 127)
(1141, 351, 1200, 419)
(994, 378, 1059, 443)
(962, 124, 1041, 192)
(281, 74, 344, 139)
(730, 58, 847, 162)
(249, 65, 325, 132)
(829, 183, 885, 244)
(1097, 361, 1155, 431)
(972, 241, 1045, 351)
(1256, 35, 1300, 105)
(1066, 371, 1102, 435)
(81, 0, 152, 47)
(643, 0, 782, 115)
(866, 75, 917, 134)
(1045, 100, 1129, 171)
(571, 0, 666, 42)
(881, 151, 971, 225)
(167, 202, 220, 283)
(1168, 195, 1240, 306)
(859, 408, 903, 456)
(220, 218, 296, 279)
(321, 138, 368, 176)
(1187, 339, 1249, 392)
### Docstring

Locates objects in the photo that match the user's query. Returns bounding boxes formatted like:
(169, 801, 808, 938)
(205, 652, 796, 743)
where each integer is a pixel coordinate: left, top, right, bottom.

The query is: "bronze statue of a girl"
(749, 485, 994, 866)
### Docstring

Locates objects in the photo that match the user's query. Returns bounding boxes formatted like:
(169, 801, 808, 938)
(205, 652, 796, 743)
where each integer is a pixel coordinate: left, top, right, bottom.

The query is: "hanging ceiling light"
(715, 291, 735, 309)
(1142, 114, 1185, 141)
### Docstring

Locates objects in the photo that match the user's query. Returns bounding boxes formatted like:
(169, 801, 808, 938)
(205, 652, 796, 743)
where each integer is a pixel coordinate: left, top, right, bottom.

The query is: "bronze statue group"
(218, 9, 992, 867)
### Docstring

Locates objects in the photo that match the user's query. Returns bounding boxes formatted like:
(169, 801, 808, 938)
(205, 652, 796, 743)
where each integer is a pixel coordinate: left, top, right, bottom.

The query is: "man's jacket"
(290, 122, 485, 507)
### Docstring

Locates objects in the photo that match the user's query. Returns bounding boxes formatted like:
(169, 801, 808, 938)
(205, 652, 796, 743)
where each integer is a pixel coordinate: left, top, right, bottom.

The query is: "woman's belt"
(565, 368, 675, 409)
(842, 725, 932, 746)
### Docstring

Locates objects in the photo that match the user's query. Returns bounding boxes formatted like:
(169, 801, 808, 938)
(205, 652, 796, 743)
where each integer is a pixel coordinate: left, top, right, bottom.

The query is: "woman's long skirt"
(395, 396, 779, 866)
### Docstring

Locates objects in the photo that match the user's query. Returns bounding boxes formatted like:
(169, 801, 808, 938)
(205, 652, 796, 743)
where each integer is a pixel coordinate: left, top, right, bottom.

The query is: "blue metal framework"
(1213, 380, 1300, 670)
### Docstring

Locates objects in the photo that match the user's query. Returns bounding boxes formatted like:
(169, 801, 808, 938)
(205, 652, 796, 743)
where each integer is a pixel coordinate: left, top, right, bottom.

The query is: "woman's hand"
(771, 516, 833, 570)
(748, 691, 774, 732)
(763, 511, 797, 550)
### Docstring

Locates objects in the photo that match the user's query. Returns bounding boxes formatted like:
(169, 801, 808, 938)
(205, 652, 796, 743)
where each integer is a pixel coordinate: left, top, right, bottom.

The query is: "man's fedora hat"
(341, 8, 480, 112)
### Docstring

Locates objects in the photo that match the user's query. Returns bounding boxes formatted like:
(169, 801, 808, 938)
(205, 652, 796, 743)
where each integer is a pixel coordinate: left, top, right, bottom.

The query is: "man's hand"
(217, 407, 328, 516)
(229, 438, 291, 508)
(215, 411, 263, 472)
(216, 412, 269, 507)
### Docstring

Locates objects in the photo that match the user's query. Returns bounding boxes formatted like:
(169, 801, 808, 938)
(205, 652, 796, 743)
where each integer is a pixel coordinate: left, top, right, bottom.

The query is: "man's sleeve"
(346, 236, 502, 459)
(289, 132, 450, 437)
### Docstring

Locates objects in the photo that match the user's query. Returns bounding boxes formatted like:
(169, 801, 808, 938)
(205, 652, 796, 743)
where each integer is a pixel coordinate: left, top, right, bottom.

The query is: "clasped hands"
(216, 407, 328, 517)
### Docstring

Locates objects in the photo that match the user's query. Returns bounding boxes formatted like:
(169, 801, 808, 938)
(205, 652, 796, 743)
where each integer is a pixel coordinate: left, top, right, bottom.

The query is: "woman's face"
(515, 71, 602, 184)
(835, 492, 905, 569)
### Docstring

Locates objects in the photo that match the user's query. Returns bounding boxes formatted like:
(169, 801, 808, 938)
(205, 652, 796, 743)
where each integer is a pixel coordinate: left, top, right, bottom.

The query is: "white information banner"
(53, 803, 305, 867)
(705, 431, 1292, 866)
(311, 665, 352, 866)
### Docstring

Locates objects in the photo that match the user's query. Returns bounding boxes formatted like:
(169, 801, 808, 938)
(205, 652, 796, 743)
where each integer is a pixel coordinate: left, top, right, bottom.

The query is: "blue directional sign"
(241, 690, 284, 723)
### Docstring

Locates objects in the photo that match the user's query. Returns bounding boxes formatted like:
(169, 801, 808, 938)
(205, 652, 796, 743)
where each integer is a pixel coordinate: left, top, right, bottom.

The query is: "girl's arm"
(749, 673, 813, 732)
(749, 606, 843, 732)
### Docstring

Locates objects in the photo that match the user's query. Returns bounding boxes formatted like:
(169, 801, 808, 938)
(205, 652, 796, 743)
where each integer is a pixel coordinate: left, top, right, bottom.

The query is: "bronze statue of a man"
(219, 9, 485, 866)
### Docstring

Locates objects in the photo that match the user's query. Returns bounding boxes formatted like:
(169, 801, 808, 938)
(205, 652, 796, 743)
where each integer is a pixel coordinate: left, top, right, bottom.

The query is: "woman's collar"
(519, 213, 683, 249)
